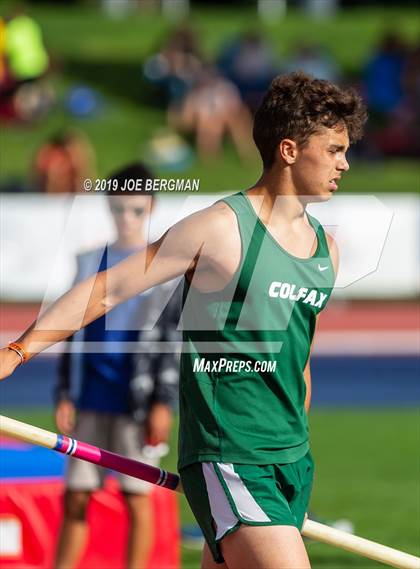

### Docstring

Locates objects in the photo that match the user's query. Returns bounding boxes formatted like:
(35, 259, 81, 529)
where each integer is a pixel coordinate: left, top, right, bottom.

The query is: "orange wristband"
(8, 342, 28, 365)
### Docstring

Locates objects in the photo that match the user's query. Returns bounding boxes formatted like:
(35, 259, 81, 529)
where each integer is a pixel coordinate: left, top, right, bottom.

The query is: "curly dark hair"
(253, 72, 367, 169)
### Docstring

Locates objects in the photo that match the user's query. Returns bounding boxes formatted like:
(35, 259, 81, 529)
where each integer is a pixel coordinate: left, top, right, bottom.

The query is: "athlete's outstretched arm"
(0, 207, 216, 381)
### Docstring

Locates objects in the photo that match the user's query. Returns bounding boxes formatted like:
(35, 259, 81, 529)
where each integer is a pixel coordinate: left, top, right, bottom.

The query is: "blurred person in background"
(0, 17, 6, 85)
(143, 24, 204, 107)
(284, 43, 341, 83)
(169, 65, 254, 161)
(0, 6, 52, 122)
(373, 39, 420, 157)
(3, 7, 49, 84)
(32, 129, 96, 193)
(145, 26, 255, 162)
(363, 32, 420, 157)
(217, 30, 278, 112)
(363, 32, 407, 121)
(54, 163, 180, 569)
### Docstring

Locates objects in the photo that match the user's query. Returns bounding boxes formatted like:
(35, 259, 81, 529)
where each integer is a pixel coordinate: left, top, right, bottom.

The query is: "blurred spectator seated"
(32, 129, 96, 193)
(168, 66, 254, 162)
(143, 25, 204, 106)
(217, 31, 278, 112)
(284, 43, 340, 83)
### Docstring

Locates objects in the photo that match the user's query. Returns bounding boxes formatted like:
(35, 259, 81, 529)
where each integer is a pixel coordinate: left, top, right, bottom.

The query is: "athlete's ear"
(279, 139, 298, 164)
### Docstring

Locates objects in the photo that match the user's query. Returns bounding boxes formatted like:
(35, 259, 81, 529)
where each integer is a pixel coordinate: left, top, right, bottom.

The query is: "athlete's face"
(290, 125, 350, 201)
(108, 195, 152, 241)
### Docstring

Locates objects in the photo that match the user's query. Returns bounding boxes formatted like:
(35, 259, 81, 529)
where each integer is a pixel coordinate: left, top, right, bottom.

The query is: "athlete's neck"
(246, 169, 307, 225)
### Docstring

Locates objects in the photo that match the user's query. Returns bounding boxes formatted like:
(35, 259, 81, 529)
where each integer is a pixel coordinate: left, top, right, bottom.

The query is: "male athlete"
(1, 72, 366, 568)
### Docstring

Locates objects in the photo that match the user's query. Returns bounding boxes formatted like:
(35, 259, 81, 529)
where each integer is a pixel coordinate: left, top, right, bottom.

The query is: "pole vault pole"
(1, 415, 419, 569)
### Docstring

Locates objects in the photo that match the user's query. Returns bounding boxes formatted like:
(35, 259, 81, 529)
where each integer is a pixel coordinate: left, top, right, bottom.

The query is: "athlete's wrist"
(0, 347, 23, 380)
(7, 342, 29, 365)
(8, 348, 22, 367)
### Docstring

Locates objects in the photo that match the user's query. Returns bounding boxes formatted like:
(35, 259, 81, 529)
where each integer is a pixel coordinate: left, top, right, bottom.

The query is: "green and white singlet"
(178, 191, 335, 471)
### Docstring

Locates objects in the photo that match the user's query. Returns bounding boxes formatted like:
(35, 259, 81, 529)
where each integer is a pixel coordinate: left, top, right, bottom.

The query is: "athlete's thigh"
(220, 524, 311, 569)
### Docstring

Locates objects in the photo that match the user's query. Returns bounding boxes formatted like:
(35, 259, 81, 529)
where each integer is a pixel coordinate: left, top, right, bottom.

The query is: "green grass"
(4, 5, 420, 69)
(7, 408, 420, 568)
(1, 5, 419, 193)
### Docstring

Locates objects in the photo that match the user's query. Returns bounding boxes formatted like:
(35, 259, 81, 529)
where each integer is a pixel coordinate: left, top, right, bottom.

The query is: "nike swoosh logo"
(318, 264, 329, 272)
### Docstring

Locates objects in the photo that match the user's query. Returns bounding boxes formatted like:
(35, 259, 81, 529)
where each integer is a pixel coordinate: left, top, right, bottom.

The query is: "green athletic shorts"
(180, 451, 314, 564)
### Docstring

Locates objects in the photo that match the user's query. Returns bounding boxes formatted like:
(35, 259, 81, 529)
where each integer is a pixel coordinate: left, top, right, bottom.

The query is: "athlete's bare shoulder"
(200, 198, 240, 248)
(170, 198, 241, 290)
(152, 198, 238, 267)
(205, 199, 239, 232)
(197, 197, 236, 232)
(170, 199, 238, 246)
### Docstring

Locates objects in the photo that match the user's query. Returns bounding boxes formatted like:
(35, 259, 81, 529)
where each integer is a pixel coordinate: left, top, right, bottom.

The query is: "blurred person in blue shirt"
(364, 32, 407, 119)
(54, 163, 180, 569)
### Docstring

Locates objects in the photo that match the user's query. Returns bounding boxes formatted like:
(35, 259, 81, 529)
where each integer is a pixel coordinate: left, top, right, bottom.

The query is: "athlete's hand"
(145, 403, 173, 446)
(55, 399, 76, 435)
(0, 347, 22, 381)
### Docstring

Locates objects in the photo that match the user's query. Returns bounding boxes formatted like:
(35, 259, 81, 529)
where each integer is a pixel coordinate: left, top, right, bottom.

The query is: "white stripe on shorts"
(202, 463, 238, 540)
(217, 463, 271, 523)
(202, 462, 271, 541)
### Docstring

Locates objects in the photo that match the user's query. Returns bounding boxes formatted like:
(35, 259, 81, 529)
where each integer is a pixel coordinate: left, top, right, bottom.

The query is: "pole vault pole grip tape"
(54, 434, 78, 455)
(52, 433, 180, 490)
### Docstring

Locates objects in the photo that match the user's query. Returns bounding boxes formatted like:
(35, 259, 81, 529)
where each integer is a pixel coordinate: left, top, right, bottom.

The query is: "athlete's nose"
(338, 155, 350, 172)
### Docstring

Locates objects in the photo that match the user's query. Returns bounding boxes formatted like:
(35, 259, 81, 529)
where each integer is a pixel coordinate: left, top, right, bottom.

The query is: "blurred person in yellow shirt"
(5, 9, 49, 83)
